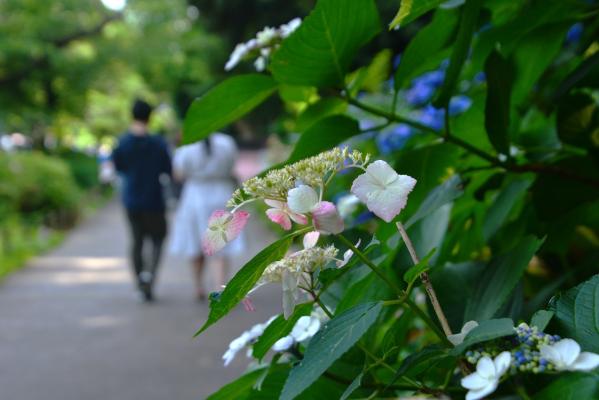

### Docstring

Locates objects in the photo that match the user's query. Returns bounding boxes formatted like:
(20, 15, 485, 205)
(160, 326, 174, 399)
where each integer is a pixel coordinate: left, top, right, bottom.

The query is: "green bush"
(0, 151, 81, 222)
(55, 148, 99, 190)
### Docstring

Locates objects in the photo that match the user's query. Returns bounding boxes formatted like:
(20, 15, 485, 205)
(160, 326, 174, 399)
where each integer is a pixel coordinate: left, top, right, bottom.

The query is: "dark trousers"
(126, 210, 167, 288)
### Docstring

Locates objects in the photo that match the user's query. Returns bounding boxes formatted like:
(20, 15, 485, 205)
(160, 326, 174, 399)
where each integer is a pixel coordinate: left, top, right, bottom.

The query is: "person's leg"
(192, 254, 206, 301)
(212, 256, 230, 292)
(126, 210, 145, 288)
(143, 212, 167, 300)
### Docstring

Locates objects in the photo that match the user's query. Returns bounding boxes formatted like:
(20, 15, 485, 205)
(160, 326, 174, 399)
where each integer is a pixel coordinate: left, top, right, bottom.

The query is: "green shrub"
(55, 148, 99, 190)
(0, 151, 81, 223)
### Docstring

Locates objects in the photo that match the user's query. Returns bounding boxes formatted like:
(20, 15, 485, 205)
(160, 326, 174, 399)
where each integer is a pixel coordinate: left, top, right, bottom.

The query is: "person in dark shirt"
(112, 99, 172, 302)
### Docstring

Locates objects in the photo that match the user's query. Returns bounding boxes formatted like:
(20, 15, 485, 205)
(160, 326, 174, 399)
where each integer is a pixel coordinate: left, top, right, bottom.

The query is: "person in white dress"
(169, 133, 244, 300)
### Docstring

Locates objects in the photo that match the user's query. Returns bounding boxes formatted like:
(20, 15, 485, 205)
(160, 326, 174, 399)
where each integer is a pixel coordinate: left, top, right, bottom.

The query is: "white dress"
(169, 133, 245, 258)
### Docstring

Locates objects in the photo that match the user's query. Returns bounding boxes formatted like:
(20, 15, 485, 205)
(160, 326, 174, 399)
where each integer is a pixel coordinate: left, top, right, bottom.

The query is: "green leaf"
(206, 368, 265, 400)
(534, 373, 599, 400)
(451, 318, 515, 355)
(403, 248, 436, 286)
(434, 0, 482, 108)
(394, 8, 459, 90)
(530, 310, 554, 332)
(405, 175, 463, 229)
(280, 302, 383, 400)
(195, 236, 292, 335)
(464, 236, 544, 321)
(183, 74, 277, 144)
(270, 0, 381, 86)
(287, 115, 359, 164)
(511, 24, 569, 107)
(278, 84, 318, 104)
(482, 177, 532, 240)
(252, 303, 313, 360)
(340, 372, 363, 400)
(484, 49, 514, 155)
(295, 98, 347, 133)
(389, 0, 446, 30)
(552, 274, 599, 353)
(359, 49, 392, 93)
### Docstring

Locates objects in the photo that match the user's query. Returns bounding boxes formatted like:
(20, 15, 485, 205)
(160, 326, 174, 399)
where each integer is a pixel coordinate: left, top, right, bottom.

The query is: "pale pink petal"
(207, 209, 230, 226)
(266, 208, 292, 230)
(303, 231, 320, 249)
(224, 211, 250, 241)
(288, 211, 308, 225)
(288, 185, 319, 214)
(242, 297, 256, 312)
(572, 352, 599, 371)
(312, 201, 344, 234)
(461, 373, 488, 391)
(202, 228, 227, 256)
(493, 351, 511, 376)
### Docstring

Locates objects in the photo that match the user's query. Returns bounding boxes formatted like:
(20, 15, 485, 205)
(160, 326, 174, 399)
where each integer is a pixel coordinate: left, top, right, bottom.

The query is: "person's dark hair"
(132, 99, 153, 123)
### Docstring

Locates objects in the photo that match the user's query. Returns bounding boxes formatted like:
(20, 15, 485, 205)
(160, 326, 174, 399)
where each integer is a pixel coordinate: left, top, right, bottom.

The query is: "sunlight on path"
(0, 199, 280, 400)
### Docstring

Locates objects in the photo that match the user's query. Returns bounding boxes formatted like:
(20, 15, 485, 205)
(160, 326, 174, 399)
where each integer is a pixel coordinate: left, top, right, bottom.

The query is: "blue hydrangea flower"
(565, 23, 583, 45)
(449, 95, 472, 116)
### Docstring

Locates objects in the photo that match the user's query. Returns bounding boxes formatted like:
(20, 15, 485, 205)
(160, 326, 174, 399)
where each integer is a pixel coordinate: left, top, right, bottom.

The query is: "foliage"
(186, 0, 599, 398)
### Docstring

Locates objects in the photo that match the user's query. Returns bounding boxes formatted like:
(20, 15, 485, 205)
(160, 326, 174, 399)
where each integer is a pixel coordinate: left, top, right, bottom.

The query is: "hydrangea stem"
(337, 234, 402, 295)
(396, 222, 453, 338)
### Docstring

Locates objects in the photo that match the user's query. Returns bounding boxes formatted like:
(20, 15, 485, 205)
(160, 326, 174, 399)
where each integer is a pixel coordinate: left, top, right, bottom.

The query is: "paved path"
(0, 200, 280, 400)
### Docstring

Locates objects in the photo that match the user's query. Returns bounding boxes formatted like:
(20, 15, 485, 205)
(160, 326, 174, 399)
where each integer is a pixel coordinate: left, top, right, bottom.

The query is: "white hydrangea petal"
(229, 332, 251, 350)
(555, 338, 581, 366)
(272, 336, 294, 352)
(461, 373, 488, 390)
(305, 318, 321, 337)
(303, 231, 320, 249)
(264, 199, 285, 208)
(571, 352, 599, 371)
(287, 185, 319, 214)
(466, 381, 498, 400)
(476, 357, 496, 379)
(351, 171, 381, 204)
(291, 316, 312, 342)
(281, 270, 300, 319)
(365, 160, 400, 186)
(493, 351, 511, 376)
(222, 348, 236, 366)
(540, 344, 561, 366)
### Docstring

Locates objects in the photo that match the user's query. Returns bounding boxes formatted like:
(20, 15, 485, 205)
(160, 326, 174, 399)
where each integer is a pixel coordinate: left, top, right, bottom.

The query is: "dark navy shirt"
(112, 132, 172, 212)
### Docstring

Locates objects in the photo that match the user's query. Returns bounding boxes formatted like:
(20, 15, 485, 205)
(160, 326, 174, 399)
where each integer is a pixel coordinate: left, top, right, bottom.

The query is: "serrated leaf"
(394, 8, 459, 90)
(451, 318, 515, 355)
(195, 236, 292, 335)
(280, 302, 383, 400)
(271, 0, 381, 87)
(286, 115, 360, 164)
(484, 49, 514, 155)
(530, 310, 554, 331)
(434, 0, 482, 108)
(464, 236, 544, 321)
(553, 274, 599, 353)
(183, 74, 277, 144)
(252, 303, 313, 360)
(389, 0, 446, 30)
(403, 248, 436, 286)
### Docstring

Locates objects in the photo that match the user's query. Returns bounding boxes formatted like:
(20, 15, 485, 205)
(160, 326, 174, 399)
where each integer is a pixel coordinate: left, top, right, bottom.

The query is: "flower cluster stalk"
(396, 222, 453, 338)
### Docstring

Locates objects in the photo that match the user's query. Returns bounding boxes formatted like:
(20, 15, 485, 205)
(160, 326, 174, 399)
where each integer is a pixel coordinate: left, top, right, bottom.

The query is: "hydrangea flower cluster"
(461, 322, 599, 399)
(222, 309, 327, 366)
(224, 18, 302, 71)
(202, 148, 417, 316)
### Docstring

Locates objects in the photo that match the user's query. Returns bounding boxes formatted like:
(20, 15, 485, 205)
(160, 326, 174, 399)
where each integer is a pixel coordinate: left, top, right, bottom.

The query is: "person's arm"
(160, 139, 173, 177)
(111, 141, 125, 172)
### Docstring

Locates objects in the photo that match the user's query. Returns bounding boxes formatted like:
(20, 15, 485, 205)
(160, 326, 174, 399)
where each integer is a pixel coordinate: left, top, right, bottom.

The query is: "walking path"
(0, 199, 280, 400)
